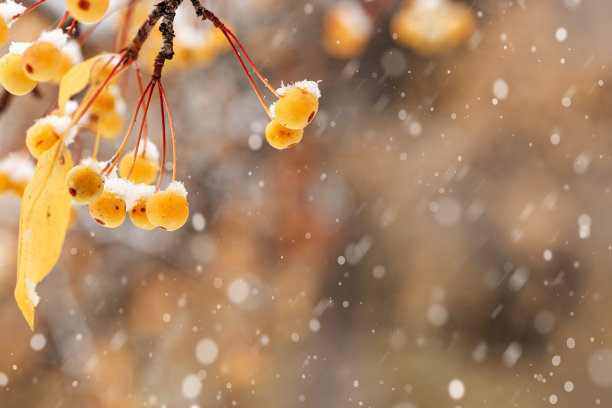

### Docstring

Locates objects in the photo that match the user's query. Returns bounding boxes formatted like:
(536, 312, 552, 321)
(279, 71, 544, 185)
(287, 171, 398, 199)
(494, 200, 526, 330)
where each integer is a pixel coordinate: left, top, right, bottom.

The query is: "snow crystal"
(37, 114, 78, 146)
(0, 372, 7, 387)
(448, 379, 465, 400)
(566, 337, 576, 349)
(543, 249, 553, 261)
(248, 134, 263, 151)
(269, 102, 276, 119)
(508, 266, 529, 291)
(80, 158, 104, 174)
(588, 349, 612, 387)
(552, 355, 561, 366)
(227, 278, 249, 304)
(372, 265, 386, 279)
(309, 319, 321, 332)
(0, 1, 25, 26)
(191, 212, 206, 231)
(534, 310, 555, 334)
(30, 333, 46, 351)
(492, 79, 509, 100)
(166, 180, 188, 197)
(427, 303, 448, 327)
(104, 178, 154, 211)
(135, 140, 160, 161)
(502, 341, 522, 366)
(564, 381, 574, 392)
(181, 374, 202, 399)
(549, 394, 558, 405)
(555, 27, 568, 42)
(0, 153, 35, 182)
(25, 279, 40, 307)
(9, 41, 33, 56)
(64, 100, 79, 116)
(38, 29, 68, 49)
(276, 80, 321, 99)
(195, 338, 218, 365)
(62, 40, 83, 64)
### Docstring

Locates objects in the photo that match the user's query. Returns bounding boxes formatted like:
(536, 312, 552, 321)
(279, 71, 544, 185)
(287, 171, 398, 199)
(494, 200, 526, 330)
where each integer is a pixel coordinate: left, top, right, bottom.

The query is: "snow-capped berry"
(22, 41, 61, 82)
(322, 1, 373, 58)
(91, 112, 124, 140)
(65, 164, 104, 204)
(0, 18, 9, 47)
(146, 185, 189, 231)
(0, 53, 37, 95)
(65, 0, 109, 24)
(90, 89, 116, 114)
(265, 119, 303, 150)
(25, 122, 59, 159)
(88, 189, 126, 228)
(118, 150, 159, 185)
(274, 86, 319, 130)
(390, 0, 476, 56)
(129, 197, 155, 230)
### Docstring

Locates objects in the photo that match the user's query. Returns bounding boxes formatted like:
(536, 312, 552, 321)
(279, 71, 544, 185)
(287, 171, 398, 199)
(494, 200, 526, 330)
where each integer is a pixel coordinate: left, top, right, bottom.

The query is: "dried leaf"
(58, 53, 113, 113)
(15, 141, 73, 330)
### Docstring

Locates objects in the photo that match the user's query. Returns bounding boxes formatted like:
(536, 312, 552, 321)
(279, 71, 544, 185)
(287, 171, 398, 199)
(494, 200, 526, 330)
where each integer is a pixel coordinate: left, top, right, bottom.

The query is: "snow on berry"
(0, 0, 26, 27)
(276, 80, 321, 99)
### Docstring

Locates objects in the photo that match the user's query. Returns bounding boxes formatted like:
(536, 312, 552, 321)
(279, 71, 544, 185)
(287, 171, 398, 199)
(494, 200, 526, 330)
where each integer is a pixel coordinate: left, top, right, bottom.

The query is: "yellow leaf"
(58, 53, 114, 113)
(15, 141, 73, 330)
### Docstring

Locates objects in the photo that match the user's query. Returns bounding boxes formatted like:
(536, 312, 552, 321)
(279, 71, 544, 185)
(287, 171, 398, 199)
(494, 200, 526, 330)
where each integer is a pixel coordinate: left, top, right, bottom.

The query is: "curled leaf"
(58, 53, 114, 113)
(15, 141, 73, 330)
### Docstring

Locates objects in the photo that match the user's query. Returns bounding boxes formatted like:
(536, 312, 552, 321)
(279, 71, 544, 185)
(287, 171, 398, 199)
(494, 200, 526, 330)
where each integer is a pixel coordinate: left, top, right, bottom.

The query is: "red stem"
(156, 86, 167, 192)
(222, 30, 272, 119)
(157, 81, 176, 182)
(127, 82, 155, 180)
(11, 0, 49, 20)
(57, 11, 70, 29)
(222, 27, 280, 98)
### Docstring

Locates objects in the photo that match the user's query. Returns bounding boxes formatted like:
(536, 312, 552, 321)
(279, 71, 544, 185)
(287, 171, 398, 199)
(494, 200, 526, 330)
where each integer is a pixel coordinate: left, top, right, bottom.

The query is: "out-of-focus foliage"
(1, 0, 612, 407)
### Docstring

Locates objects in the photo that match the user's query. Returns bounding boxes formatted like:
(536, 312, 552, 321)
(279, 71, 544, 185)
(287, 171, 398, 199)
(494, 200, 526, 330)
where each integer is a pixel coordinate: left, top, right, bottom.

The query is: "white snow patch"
(0, 153, 35, 182)
(38, 29, 68, 49)
(166, 180, 187, 197)
(80, 158, 104, 174)
(25, 279, 40, 307)
(104, 178, 154, 211)
(37, 115, 78, 146)
(135, 139, 159, 161)
(62, 40, 83, 64)
(0, 1, 26, 26)
(269, 101, 276, 119)
(276, 80, 321, 99)
(9, 41, 33, 55)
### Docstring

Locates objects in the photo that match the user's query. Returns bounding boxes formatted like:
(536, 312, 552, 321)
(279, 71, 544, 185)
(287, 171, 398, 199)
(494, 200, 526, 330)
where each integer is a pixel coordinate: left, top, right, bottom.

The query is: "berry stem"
(158, 81, 176, 182)
(222, 27, 281, 98)
(102, 79, 154, 176)
(126, 82, 155, 180)
(11, 0, 49, 20)
(222, 30, 273, 120)
(67, 19, 78, 36)
(156, 86, 167, 192)
(92, 125, 101, 160)
(57, 11, 70, 29)
(133, 62, 149, 154)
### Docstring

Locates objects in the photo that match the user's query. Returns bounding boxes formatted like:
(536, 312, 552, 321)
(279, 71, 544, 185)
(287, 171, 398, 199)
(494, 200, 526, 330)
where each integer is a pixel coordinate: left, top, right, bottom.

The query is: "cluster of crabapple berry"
(266, 81, 320, 150)
(65, 142, 189, 231)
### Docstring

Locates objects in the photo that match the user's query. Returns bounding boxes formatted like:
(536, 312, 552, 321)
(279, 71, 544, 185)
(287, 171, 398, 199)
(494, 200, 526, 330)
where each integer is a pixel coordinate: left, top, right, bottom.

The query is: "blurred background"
(1, 0, 612, 407)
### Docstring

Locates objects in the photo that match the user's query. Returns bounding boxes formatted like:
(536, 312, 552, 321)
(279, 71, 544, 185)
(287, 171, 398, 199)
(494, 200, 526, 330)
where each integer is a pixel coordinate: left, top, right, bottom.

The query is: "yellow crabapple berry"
(65, 164, 104, 204)
(0, 171, 10, 193)
(90, 89, 116, 114)
(265, 119, 303, 150)
(146, 188, 189, 231)
(274, 86, 319, 130)
(118, 150, 159, 185)
(91, 112, 124, 139)
(25, 122, 59, 159)
(0, 18, 9, 47)
(0, 53, 37, 95)
(11, 180, 27, 197)
(51, 52, 74, 84)
(322, 1, 373, 58)
(68, 205, 79, 229)
(22, 41, 62, 82)
(390, 1, 476, 55)
(65, 0, 109, 23)
(90, 58, 120, 86)
(88, 189, 126, 228)
(130, 198, 155, 230)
